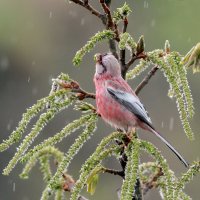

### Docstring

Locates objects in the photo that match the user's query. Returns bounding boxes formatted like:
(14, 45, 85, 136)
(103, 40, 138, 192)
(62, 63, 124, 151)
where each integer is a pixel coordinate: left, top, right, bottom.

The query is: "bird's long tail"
(149, 128, 189, 168)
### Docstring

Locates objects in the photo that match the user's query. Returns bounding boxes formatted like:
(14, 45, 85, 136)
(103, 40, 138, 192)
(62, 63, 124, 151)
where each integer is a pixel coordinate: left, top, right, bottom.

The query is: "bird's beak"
(94, 53, 102, 64)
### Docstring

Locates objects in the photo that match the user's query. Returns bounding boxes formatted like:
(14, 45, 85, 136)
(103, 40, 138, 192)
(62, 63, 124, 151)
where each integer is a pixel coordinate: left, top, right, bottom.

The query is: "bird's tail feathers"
(150, 128, 189, 168)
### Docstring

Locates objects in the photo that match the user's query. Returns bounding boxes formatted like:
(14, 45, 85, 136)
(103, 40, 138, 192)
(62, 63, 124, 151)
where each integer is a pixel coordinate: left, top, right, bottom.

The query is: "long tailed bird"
(93, 53, 189, 168)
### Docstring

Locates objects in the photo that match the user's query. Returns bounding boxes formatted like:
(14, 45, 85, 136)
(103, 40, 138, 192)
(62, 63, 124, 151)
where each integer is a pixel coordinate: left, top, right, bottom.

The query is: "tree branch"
(121, 53, 147, 79)
(126, 52, 147, 69)
(99, 0, 114, 28)
(70, 0, 119, 60)
(69, 2, 160, 200)
(135, 66, 159, 95)
(99, 0, 119, 58)
(142, 167, 164, 195)
(120, 17, 128, 69)
(102, 167, 124, 177)
(69, 0, 103, 20)
(54, 79, 95, 100)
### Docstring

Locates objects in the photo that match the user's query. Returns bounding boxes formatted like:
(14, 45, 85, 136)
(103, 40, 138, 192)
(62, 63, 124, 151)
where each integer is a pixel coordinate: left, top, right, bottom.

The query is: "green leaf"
(87, 173, 99, 195)
(183, 43, 200, 73)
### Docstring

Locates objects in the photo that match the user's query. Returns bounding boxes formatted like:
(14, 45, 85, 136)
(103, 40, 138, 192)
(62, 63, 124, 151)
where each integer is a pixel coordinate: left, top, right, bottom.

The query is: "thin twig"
(99, 0, 119, 58)
(142, 167, 164, 195)
(121, 53, 147, 79)
(54, 79, 96, 100)
(126, 52, 147, 69)
(135, 66, 159, 95)
(70, 0, 103, 20)
(72, 88, 96, 100)
(99, 0, 114, 28)
(70, 0, 119, 59)
(102, 167, 124, 177)
(120, 17, 128, 68)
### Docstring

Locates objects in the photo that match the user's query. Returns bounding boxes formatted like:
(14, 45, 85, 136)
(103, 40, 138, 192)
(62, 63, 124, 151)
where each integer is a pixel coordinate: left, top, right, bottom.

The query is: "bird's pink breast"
(94, 76, 138, 131)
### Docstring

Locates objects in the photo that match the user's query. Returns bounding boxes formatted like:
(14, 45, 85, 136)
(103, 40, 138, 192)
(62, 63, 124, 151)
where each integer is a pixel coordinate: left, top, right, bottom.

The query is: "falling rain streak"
(144, 1, 149, 9)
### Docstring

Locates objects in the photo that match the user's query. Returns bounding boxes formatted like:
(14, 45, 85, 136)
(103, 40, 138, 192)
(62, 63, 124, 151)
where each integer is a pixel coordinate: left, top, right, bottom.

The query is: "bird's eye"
(102, 53, 108, 57)
(97, 63, 106, 74)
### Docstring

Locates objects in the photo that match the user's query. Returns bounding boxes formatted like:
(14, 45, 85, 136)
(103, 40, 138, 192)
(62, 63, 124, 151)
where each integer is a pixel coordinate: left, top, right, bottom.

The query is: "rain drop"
(144, 1, 149, 9)
(31, 61, 36, 66)
(32, 87, 38, 96)
(0, 56, 10, 71)
(187, 37, 191, 43)
(7, 120, 13, 131)
(48, 75, 54, 85)
(49, 11, 53, 19)
(161, 121, 164, 128)
(13, 182, 16, 192)
(69, 10, 77, 18)
(150, 19, 156, 27)
(81, 18, 85, 26)
(169, 117, 174, 131)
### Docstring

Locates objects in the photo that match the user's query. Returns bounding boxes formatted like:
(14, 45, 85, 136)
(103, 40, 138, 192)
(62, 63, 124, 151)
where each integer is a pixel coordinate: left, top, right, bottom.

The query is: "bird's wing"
(107, 86, 154, 129)
(106, 84, 189, 168)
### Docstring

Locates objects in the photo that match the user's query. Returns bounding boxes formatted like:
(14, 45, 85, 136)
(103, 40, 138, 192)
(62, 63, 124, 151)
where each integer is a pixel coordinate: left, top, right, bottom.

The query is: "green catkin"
(73, 30, 115, 66)
(3, 98, 74, 175)
(20, 146, 64, 179)
(0, 99, 45, 152)
(40, 187, 53, 200)
(39, 156, 52, 183)
(169, 52, 194, 118)
(70, 146, 121, 200)
(139, 162, 170, 197)
(0, 89, 68, 152)
(70, 132, 123, 200)
(140, 140, 175, 200)
(49, 116, 97, 189)
(119, 32, 137, 54)
(148, 51, 194, 140)
(121, 139, 140, 200)
(19, 157, 37, 179)
(174, 161, 200, 199)
(139, 162, 158, 183)
(179, 192, 192, 200)
(54, 188, 64, 200)
(126, 60, 149, 80)
(21, 114, 93, 163)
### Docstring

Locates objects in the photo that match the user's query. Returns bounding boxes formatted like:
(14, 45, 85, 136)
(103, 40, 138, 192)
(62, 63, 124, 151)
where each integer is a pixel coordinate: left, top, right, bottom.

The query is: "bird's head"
(94, 53, 121, 78)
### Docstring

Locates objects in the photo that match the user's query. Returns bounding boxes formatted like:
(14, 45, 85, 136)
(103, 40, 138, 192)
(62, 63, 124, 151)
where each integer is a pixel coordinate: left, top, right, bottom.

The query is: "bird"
(93, 52, 189, 168)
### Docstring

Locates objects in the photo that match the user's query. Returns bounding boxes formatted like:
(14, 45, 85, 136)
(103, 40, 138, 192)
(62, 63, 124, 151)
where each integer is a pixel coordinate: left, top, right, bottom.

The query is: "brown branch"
(134, 52, 166, 95)
(121, 53, 147, 79)
(70, 0, 103, 20)
(116, 179, 143, 200)
(54, 79, 96, 100)
(68, 2, 160, 200)
(99, 0, 119, 58)
(126, 52, 147, 69)
(99, 0, 114, 28)
(135, 66, 159, 95)
(102, 167, 124, 177)
(120, 17, 128, 69)
(70, 0, 119, 60)
(72, 88, 96, 100)
(142, 167, 164, 195)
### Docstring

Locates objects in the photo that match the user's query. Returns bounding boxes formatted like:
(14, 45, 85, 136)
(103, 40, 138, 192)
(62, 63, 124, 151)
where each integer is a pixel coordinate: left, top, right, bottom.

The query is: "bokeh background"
(0, 0, 199, 199)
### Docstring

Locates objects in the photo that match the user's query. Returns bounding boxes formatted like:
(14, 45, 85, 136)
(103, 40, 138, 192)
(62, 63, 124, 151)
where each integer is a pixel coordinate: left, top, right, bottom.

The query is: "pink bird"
(94, 53, 189, 168)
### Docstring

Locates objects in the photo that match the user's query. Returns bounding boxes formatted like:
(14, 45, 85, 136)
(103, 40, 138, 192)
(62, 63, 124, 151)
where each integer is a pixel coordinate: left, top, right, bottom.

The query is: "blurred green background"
(0, 0, 199, 199)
